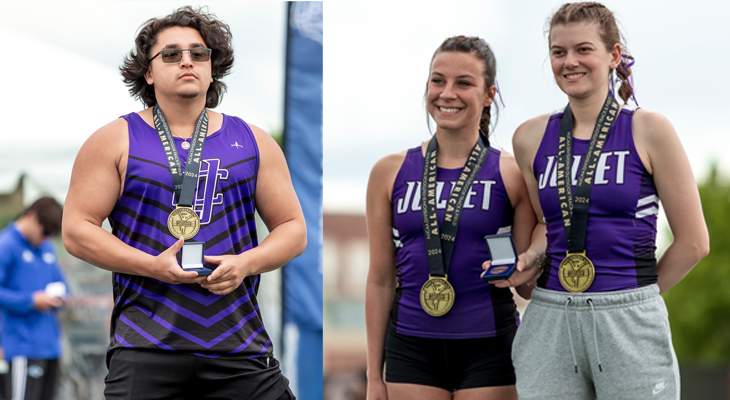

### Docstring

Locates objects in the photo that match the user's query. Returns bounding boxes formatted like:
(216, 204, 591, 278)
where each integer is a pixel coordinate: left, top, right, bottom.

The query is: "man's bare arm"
(202, 124, 306, 295)
(63, 118, 203, 284)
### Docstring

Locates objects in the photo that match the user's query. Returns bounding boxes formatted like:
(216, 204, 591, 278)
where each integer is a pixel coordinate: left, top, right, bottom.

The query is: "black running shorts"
(384, 326, 516, 391)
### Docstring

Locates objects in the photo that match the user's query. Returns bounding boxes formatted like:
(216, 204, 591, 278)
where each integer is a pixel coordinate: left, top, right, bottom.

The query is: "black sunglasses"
(149, 48, 212, 64)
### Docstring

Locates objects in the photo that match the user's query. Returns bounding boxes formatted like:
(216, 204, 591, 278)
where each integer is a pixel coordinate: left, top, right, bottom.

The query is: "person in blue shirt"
(0, 197, 66, 400)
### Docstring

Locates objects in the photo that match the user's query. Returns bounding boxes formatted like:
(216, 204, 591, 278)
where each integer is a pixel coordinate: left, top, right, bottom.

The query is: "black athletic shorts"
(384, 326, 516, 391)
(104, 348, 294, 400)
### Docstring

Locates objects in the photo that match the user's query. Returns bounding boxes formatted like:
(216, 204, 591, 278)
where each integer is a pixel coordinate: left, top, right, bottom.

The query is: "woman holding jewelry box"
(365, 35, 545, 400)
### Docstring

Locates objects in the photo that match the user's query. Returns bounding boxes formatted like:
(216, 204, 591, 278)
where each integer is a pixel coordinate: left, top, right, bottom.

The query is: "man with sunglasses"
(0, 197, 67, 400)
(62, 6, 304, 400)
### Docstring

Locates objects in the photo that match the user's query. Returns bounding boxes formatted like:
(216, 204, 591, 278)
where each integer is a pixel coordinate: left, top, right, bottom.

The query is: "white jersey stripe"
(637, 195, 660, 208)
(636, 206, 659, 219)
(392, 228, 403, 248)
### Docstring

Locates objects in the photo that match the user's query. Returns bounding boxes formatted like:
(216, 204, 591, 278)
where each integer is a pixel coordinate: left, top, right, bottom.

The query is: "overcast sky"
(3, 0, 729, 216)
(324, 0, 730, 214)
(1, 1, 286, 126)
(1, 1, 286, 202)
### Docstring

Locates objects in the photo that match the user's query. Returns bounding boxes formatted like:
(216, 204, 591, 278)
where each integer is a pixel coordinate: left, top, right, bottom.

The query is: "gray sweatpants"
(512, 284, 680, 400)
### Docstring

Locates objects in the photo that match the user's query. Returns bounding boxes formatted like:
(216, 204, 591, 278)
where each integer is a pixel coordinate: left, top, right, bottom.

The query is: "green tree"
(270, 130, 283, 149)
(0, 215, 14, 231)
(664, 164, 730, 364)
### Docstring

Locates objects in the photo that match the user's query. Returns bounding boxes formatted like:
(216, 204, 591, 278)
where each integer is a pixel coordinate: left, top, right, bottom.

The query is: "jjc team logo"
(172, 158, 229, 224)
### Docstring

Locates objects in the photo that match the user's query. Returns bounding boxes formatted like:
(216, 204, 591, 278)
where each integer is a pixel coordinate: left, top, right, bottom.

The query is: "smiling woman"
(365, 35, 545, 400)
(510, 2, 709, 399)
(426, 52, 495, 146)
(548, 22, 621, 111)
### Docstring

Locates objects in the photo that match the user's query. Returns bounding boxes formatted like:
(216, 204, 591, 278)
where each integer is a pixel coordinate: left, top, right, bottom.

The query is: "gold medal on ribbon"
(167, 206, 200, 240)
(153, 104, 208, 241)
(419, 276, 455, 317)
(558, 251, 595, 293)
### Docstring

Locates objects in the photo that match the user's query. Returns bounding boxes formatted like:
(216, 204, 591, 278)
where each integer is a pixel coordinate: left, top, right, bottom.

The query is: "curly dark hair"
(120, 6, 234, 108)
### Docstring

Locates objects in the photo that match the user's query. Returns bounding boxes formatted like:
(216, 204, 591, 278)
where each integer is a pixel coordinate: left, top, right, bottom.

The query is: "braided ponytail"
(479, 105, 491, 144)
(614, 53, 635, 104)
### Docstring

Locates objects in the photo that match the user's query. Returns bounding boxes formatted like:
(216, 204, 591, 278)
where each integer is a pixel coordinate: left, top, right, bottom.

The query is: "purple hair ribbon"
(495, 79, 506, 108)
(611, 53, 638, 105)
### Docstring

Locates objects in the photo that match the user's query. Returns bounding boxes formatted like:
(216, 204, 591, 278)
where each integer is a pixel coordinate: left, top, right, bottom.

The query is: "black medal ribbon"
(152, 104, 209, 207)
(421, 134, 489, 277)
(556, 93, 620, 253)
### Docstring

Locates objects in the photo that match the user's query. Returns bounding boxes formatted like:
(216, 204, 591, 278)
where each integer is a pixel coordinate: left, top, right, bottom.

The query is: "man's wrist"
(140, 252, 162, 278)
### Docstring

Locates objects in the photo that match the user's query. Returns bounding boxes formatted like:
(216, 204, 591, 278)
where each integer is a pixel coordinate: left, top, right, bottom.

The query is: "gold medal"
(167, 206, 200, 240)
(419, 276, 455, 317)
(558, 251, 595, 293)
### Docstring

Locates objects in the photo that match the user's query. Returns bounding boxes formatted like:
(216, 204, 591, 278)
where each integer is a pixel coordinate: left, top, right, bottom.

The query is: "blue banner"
(283, 3, 323, 399)
(283, 1, 323, 333)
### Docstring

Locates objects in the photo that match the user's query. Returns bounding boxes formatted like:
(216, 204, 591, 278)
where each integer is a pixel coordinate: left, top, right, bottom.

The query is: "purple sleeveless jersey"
(107, 112, 271, 359)
(534, 107, 659, 292)
(390, 145, 518, 339)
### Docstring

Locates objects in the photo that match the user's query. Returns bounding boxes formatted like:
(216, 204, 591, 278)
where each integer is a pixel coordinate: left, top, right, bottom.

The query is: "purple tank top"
(390, 145, 518, 339)
(534, 107, 659, 292)
(107, 112, 272, 359)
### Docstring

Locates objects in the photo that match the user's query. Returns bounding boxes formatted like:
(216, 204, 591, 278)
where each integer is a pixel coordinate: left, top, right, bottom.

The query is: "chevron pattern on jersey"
(107, 113, 272, 360)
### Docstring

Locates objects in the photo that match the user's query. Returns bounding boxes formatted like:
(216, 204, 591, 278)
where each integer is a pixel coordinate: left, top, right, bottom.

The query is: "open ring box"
(181, 242, 212, 276)
(481, 234, 517, 282)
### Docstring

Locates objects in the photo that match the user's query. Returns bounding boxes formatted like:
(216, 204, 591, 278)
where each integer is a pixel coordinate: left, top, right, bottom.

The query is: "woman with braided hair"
(365, 35, 545, 400)
(511, 2, 709, 399)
